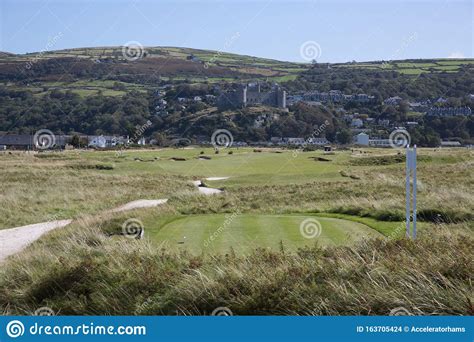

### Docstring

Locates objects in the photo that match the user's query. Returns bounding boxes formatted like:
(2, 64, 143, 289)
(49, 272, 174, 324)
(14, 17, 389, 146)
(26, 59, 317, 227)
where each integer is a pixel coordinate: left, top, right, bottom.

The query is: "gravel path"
(0, 220, 72, 262)
(0, 199, 168, 262)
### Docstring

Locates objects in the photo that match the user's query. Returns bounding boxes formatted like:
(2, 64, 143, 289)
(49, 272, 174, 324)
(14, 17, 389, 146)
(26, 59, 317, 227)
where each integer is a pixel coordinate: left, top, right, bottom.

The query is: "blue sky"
(1, 0, 472, 62)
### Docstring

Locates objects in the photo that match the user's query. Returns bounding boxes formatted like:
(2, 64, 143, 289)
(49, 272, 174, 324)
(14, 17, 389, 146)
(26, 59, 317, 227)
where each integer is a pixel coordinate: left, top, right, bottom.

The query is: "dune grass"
(0, 151, 189, 229)
(0, 219, 471, 315)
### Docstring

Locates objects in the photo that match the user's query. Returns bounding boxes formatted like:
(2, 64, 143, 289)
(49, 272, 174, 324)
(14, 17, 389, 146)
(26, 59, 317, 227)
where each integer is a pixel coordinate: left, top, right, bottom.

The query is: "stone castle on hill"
(217, 83, 286, 110)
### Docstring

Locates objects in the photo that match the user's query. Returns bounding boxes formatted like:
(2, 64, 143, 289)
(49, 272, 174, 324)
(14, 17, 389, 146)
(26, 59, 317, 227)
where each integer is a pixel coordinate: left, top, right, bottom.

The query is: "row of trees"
(0, 87, 153, 135)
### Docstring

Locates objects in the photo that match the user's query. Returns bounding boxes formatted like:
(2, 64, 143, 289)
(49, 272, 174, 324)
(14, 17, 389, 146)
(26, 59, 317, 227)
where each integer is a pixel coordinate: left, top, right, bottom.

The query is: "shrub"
(67, 163, 115, 170)
(418, 209, 473, 223)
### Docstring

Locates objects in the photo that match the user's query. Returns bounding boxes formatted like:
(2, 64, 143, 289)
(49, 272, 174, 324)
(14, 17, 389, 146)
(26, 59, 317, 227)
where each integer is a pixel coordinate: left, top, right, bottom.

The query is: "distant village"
(1, 81, 473, 150)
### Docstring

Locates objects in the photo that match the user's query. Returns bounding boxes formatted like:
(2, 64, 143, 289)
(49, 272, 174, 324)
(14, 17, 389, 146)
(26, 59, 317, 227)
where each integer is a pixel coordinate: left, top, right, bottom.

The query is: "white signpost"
(405, 145, 417, 239)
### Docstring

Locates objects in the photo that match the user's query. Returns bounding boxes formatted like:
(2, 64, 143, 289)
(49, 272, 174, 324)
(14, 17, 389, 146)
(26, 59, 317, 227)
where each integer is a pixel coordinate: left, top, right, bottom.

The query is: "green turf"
(147, 214, 382, 254)
(74, 147, 447, 188)
(77, 148, 351, 186)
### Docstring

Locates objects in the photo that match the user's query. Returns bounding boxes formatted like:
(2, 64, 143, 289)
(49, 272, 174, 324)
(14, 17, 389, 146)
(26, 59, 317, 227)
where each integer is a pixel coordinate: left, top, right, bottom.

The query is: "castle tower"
(276, 86, 286, 108)
(239, 84, 247, 107)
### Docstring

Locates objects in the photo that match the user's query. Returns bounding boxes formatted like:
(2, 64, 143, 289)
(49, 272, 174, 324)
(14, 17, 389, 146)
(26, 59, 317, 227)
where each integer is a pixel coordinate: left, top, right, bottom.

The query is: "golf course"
(0, 146, 472, 315)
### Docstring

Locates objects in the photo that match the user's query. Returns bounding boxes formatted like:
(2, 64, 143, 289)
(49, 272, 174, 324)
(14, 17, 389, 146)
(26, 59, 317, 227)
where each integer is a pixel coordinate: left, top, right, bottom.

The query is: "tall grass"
(0, 152, 189, 228)
(0, 218, 471, 315)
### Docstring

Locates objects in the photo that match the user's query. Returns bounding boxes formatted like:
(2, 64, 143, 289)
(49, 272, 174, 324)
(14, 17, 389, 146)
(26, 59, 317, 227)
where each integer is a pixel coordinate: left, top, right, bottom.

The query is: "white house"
(285, 138, 306, 145)
(354, 132, 369, 146)
(351, 118, 363, 128)
(88, 136, 107, 148)
(270, 137, 283, 144)
(384, 96, 403, 105)
(155, 99, 167, 110)
(440, 141, 461, 147)
(88, 135, 124, 148)
(205, 94, 216, 103)
(369, 139, 391, 147)
(308, 137, 330, 145)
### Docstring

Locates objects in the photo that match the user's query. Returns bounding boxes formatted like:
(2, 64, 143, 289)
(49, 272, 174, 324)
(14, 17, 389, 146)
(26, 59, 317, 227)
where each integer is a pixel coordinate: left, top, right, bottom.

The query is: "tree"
(336, 129, 352, 144)
(153, 132, 168, 146)
(70, 134, 81, 147)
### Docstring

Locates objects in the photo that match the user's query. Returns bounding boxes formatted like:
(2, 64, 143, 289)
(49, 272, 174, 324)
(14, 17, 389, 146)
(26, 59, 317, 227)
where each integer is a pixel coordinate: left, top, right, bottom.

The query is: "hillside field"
(1, 46, 472, 98)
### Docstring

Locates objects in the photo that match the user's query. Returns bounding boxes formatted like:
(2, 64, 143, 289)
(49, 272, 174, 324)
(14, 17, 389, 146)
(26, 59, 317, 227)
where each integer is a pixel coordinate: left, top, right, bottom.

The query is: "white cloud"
(447, 51, 465, 59)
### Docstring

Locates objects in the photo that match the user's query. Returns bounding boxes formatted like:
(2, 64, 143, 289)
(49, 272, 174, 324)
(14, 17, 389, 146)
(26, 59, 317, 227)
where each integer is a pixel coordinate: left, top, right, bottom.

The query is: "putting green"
(148, 214, 382, 254)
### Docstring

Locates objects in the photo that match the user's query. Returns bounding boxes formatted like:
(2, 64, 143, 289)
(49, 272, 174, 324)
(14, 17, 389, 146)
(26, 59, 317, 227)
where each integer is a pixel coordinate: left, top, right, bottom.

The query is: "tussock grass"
(0, 220, 471, 315)
(66, 162, 115, 170)
(349, 154, 432, 166)
(0, 153, 188, 228)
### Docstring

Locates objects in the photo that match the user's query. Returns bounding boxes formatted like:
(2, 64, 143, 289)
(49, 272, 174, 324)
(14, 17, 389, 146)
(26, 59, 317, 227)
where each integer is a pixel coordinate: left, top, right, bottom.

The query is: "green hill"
(0, 47, 472, 144)
(1, 46, 306, 84)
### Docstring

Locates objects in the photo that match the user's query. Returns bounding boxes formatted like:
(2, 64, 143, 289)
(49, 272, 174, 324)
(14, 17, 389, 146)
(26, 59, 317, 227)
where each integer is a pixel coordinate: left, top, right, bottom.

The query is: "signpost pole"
(412, 145, 417, 239)
(405, 145, 411, 238)
(405, 145, 417, 239)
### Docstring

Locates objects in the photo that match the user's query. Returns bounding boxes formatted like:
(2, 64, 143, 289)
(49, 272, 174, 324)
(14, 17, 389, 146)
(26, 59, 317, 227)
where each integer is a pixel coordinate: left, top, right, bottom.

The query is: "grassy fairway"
(148, 214, 382, 254)
(84, 147, 347, 186)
